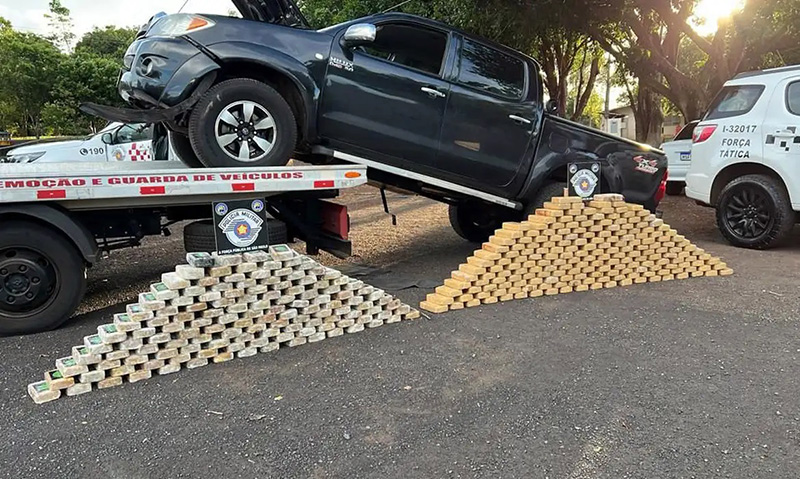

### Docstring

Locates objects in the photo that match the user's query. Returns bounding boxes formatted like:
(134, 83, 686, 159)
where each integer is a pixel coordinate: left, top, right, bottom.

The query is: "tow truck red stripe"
(37, 190, 66, 199)
(232, 183, 255, 192)
(314, 180, 335, 189)
(140, 186, 166, 195)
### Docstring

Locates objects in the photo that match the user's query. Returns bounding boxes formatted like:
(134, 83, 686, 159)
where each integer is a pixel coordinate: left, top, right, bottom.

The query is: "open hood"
(232, 0, 311, 29)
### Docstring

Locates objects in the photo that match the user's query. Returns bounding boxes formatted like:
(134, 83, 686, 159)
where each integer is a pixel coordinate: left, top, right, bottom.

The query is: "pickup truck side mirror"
(101, 132, 114, 145)
(342, 23, 377, 49)
(545, 99, 559, 115)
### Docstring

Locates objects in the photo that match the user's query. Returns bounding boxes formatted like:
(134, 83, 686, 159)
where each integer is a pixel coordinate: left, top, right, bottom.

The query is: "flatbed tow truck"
(0, 160, 367, 335)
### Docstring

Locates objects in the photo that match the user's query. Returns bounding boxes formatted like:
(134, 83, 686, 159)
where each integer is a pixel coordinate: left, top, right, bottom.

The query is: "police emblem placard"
(212, 199, 270, 254)
(568, 162, 601, 199)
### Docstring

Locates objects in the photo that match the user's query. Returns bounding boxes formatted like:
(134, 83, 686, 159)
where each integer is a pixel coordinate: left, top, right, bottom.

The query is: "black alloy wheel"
(716, 174, 794, 249)
(722, 186, 773, 239)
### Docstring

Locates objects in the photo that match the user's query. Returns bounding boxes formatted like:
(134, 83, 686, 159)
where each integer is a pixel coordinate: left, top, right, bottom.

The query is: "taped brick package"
(421, 194, 733, 313)
(28, 245, 420, 404)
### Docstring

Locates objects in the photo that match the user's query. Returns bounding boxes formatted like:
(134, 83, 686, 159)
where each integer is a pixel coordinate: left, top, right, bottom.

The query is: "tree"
(583, 0, 800, 122)
(45, 53, 123, 134)
(0, 27, 62, 136)
(75, 26, 138, 60)
(45, 0, 75, 52)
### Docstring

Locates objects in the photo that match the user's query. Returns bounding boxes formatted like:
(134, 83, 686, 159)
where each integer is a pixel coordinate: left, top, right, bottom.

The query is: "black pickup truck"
(83, 0, 668, 241)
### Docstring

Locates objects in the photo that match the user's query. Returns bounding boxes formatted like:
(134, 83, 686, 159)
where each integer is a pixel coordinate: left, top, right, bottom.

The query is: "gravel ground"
(2, 190, 800, 478)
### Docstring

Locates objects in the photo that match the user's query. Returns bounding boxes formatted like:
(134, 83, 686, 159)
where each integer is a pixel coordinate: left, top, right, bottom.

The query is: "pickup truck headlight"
(6, 152, 45, 163)
(148, 14, 215, 38)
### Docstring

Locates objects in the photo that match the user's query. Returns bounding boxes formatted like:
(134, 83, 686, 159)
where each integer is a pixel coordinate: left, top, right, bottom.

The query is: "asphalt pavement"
(2, 193, 800, 479)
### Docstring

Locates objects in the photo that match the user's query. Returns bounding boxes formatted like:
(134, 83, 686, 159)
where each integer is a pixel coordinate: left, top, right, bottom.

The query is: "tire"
(169, 132, 204, 168)
(184, 219, 289, 253)
(716, 174, 794, 249)
(666, 182, 684, 196)
(0, 221, 86, 336)
(188, 79, 297, 168)
(525, 181, 568, 216)
(449, 203, 503, 243)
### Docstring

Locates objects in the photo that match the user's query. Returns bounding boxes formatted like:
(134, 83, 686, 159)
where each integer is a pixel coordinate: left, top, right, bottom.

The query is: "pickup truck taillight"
(656, 169, 668, 204)
(692, 124, 717, 144)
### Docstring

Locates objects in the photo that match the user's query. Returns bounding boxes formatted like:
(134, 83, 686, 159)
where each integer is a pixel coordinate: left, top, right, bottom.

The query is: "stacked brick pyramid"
(421, 194, 732, 313)
(28, 245, 419, 404)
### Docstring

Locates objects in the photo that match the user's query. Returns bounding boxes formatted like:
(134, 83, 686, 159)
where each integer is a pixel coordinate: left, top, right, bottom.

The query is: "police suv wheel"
(716, 174, 794, 249)
(189, 79, 297, 168)
(0, 221, 86, 336)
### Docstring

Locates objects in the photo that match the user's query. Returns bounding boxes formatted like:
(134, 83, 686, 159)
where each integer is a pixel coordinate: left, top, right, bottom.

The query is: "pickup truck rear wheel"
(0, 221, 86, 336)
(189, 79, 297, 168)
(449, 204, 502, 243)
(527, 181, 568, 214)
(716, 174, 794, 249)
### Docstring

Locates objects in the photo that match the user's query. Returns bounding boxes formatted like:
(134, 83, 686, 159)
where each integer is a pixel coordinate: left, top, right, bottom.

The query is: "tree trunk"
(634, 87, 663, 146)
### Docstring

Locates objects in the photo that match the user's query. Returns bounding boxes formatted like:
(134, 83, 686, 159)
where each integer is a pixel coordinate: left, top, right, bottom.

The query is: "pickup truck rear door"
(318, 20, 452, 171)
(436, 36, 538, 196)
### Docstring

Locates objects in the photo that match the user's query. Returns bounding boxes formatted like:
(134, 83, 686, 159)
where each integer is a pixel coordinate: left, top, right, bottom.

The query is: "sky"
(0, 0, 233, 37)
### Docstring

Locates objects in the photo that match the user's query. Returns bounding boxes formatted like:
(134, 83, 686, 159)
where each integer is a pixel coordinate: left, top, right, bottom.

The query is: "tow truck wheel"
(189, 79, 297, 168)
(184, 219, 289, 253)
(716, 174, 794, 249)
(449, 203, 503, 243)
(0, 221, 86, 336)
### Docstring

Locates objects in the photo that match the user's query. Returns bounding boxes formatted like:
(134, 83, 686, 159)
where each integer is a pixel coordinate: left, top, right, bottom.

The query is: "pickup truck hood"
(231, 0, 311, 28)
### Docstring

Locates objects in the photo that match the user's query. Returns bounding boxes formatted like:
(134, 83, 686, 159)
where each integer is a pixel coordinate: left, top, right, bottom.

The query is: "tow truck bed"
(0, 162, 367, 210)
(0, 161, 368, 335)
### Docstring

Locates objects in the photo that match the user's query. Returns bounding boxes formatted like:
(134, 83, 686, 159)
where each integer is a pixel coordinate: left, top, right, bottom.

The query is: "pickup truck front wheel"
(189, 79, 297, 168)
(716, 174, 794, 249)
(449, 204, 502, 243)
(0, 221, 86, 336)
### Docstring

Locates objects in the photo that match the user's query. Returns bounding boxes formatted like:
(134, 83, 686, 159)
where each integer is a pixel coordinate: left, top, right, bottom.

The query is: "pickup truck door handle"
(509, 115, 532, 125)
(421, 87, 446, 99)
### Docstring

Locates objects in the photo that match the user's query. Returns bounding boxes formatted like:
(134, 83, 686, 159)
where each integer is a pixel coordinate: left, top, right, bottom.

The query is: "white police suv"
(686, 65, 800, 249)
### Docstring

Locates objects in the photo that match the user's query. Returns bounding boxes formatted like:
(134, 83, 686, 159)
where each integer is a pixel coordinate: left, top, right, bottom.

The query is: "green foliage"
(568, 90, 604, 128)
(75, 26, 138, 60)
(0, 27, 62, 135)
(0, 17, 131, 136)
(44, 52, 124, 134)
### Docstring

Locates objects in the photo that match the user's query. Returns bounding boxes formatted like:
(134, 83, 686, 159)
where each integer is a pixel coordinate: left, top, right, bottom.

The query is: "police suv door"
(763, 75, 800, 205)
(105, 124, 154, 162)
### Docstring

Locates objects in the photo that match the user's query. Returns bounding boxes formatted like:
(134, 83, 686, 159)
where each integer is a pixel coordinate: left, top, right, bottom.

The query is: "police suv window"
(787, 82, 800, 116)
(457, 39, 525, 99)
(705, 85, 765, 120)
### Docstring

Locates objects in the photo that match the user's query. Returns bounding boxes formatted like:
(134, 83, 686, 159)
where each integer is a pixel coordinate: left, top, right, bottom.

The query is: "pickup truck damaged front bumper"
(79, 73, 216, 124)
